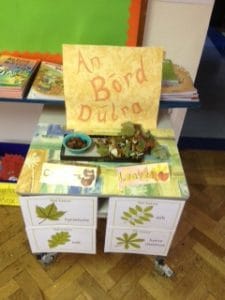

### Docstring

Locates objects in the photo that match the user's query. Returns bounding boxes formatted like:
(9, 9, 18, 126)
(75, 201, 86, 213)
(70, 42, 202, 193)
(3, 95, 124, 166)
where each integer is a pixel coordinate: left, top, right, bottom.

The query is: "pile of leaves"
(95, 122, 156, 160)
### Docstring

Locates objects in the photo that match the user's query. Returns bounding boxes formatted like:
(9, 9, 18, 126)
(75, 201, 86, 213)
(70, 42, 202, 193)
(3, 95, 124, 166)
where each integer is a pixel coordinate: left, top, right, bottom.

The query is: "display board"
(0, 0, 146, 63)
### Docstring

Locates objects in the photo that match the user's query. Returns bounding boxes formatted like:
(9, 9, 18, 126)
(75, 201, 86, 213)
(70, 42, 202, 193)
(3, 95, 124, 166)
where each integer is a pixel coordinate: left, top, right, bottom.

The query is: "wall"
(143, 0, 214, 139)
(0, 0, 215, 143)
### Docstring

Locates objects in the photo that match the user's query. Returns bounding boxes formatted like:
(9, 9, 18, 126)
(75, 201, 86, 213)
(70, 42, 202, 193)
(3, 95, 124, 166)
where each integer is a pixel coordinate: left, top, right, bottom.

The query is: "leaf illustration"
(123, 211, 132, 218)
(134, 219, 144, 225)
(36, 203, 66, 224)
(144, 206, 153, 212)
(129, 207, 137, 215)
(116, 232, 144, 249)
(121, 205, 154, 226)
(135, 205, 142, 212)
(48, 231, 70, 248)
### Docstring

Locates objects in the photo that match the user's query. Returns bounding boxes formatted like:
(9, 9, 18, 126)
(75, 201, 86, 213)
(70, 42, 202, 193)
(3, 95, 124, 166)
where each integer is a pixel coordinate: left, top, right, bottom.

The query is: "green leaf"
(129, 242, 141, 249)
(134, 219, 144, 225)
(127, 232, 138, 241)
(121, 122, 135, 137)
(129, 221, 136, 226)
(96, 144, 109, 157)
(116, 232, 144, 249)
(123, 211, 132, 218)
(131, 238, 145, 243)
(144, 213, 154, 218)
(48, 231, 70, 248)
(151, 145, 170, 160)
(136, 140, 145, 152)
(135, 205, 142, 212)
(123, 232, 129, 241)
(36, 203, 66, 224)
(144, 206, 153, 212)
(140, 216, 150, 222)
(129, 207, 137, 215)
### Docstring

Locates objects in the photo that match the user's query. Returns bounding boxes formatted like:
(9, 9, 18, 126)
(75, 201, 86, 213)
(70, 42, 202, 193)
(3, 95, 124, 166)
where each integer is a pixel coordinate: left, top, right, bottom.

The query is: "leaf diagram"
(122, 205, 153, 226)
(116, 232, 144, 249)
(48, 231, 71, 248)
(36, 203, 66, 224)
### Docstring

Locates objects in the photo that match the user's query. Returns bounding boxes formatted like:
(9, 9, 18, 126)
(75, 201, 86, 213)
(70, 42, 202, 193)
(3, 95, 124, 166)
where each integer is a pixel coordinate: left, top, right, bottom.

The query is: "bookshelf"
(0, 0, 214, 143)
(0, 97, 200, 109)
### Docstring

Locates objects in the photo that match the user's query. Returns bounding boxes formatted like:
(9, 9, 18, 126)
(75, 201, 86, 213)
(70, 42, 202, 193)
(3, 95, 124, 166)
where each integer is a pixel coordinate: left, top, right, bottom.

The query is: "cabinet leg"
(35, 252, 57, 265)
(154, 256, 174, 277)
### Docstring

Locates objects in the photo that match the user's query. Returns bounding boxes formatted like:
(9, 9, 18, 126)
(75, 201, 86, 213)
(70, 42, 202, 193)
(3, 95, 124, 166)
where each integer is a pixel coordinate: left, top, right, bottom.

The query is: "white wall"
(143, 0, 214, 139)
(0, 103, 43, 143)
(0, 0, 215, 143)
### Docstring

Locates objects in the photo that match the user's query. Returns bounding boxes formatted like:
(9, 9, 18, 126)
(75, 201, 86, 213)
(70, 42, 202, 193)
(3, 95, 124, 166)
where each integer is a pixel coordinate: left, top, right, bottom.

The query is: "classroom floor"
(0, 149, 225, 299)
(180, 27, 225, 149)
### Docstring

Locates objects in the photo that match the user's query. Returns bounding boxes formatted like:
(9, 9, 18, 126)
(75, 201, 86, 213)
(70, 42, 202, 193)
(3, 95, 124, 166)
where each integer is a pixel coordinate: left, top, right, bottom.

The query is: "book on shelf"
(27, 61, 64, 101)
(161, 64, 199, 103)
(0, 55, 40, 99)
(162, 59, 179, 86)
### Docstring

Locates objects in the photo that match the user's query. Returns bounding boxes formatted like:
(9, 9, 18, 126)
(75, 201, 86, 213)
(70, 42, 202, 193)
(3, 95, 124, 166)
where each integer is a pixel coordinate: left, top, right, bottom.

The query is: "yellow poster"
(63, 45, 164, 135)
(0, 183, 20, 206)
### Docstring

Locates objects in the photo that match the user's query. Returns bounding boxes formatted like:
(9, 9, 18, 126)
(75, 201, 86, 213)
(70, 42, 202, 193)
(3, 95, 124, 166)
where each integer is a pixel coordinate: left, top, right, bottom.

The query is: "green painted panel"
(1, 0, 131, 54)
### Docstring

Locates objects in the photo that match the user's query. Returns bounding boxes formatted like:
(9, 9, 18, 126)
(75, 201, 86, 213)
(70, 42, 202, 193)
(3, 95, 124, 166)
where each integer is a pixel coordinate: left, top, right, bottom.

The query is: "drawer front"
(104, 228, 174, 256)
(20, 195, 97, 227)
(107, 197, 185, 230)
(26, 226, 96, 254)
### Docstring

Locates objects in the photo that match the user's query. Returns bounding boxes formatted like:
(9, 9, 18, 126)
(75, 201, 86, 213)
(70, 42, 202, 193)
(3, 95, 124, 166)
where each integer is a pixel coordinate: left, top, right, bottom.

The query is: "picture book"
(162, 59, 179, 86)
(63, 44, 164, 135)
(161, 64, 199, 102)
(27, 61, 64, 101)
(161, 64, 197, 95)
(0, 55, 40, 99)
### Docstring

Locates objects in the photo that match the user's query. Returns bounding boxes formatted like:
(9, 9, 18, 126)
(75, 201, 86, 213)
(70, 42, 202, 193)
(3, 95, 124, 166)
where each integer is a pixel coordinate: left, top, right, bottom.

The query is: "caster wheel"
(36, 253, 57, 265)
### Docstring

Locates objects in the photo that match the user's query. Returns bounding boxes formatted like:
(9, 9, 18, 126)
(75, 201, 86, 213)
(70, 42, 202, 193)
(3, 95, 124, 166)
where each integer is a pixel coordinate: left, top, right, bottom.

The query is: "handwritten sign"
(63, 45, 164, 135)
(0, 183, 20, 206)
(116, 162, 170, 188)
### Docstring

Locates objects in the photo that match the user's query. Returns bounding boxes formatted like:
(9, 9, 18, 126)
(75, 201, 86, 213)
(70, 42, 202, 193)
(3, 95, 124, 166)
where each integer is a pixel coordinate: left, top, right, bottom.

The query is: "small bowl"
(63, 132, 92, 154)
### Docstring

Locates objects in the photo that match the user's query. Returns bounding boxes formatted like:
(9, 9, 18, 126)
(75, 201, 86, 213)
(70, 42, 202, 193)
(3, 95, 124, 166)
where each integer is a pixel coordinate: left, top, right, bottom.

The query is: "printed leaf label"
(116, 232, 144, 249)
(105, 228, 172, 255)
(107, 197, 185, 230)
(48, 231, 71, 248)
(36, 203, 66, 224)
(26, 227, 96, 253)
(122, 205, 153, 226)
(20, 195, 98, 227)
(117, 162, 170, 188)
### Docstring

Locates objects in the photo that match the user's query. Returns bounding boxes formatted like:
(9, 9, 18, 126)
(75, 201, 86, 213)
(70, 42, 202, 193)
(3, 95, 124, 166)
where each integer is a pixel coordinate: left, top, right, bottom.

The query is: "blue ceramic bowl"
(63, 132, 92, 154)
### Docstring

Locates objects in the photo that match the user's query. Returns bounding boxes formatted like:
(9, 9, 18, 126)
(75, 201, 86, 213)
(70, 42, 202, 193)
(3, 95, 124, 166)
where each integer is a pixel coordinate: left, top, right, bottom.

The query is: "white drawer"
(26, 226, 96, 254)
(107, 197, 185, 230)
(20, 195, 97, 227)
(104, 227, 174, 256)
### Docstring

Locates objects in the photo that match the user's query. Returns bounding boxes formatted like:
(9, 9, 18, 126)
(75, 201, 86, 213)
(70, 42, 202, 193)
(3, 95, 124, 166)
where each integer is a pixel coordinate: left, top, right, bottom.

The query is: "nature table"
(16, 122, 189, 276)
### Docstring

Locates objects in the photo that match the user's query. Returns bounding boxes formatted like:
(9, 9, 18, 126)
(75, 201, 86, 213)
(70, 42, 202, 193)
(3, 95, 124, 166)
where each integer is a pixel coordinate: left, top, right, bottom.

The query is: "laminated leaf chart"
(63, 45, 164, 135)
